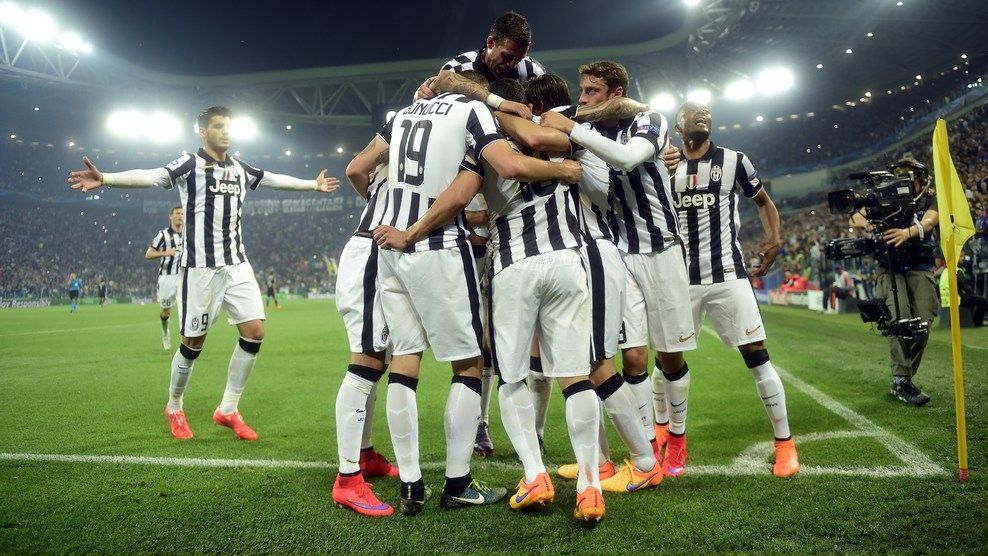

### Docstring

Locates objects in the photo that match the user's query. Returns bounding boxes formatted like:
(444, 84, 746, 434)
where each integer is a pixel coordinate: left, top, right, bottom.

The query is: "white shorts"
(179, 262, 265, 338)
(490, 249, 591, 383)
(582, 240, 625, 361)
(157, 274, 179, 308)
(619, 263, 648, 350)
(377, 245, 483, 361)
(622, 246, 696, 353)
(336, 236, 389, 354)
(691, 279, 766, 347)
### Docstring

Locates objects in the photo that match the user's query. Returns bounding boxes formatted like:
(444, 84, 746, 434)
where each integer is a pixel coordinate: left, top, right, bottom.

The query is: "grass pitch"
(0, 300, 985, 554)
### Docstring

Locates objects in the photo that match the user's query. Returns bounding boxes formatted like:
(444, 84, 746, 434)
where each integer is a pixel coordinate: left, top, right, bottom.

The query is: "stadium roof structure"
(1, 0, 986, 130)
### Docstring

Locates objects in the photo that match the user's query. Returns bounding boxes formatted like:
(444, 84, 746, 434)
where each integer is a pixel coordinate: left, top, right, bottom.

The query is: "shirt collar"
(198, 148, 231, 166)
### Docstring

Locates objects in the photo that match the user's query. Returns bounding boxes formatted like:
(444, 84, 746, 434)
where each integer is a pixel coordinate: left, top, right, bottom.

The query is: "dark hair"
(169, 205, 183, 215)
(197, 106, 232, 131)
(523, 74, 571, 115)
(578, 60, 629, 94)
(490, 79, 526, 104)
(459, 70, 489, 87)
(490, 11, 532, 49)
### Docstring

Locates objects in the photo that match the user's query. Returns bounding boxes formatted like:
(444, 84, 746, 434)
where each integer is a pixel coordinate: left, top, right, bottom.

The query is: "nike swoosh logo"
(352, 501, 389, 510)
(451, 492, 486, 505)
(745, 325, 762, 336)
(514, 490, 531, 504)
(678, 333, 695, 343)
(626, 471, 661, 491)
(670, 400, 686, 408)
(355, 409, 366, 413)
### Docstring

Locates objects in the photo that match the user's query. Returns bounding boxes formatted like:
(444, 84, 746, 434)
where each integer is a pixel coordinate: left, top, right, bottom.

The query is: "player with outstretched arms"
(69, 105, 340, 442)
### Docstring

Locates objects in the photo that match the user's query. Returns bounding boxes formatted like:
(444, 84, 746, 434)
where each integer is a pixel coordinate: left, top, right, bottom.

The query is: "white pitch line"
(701, 326, 947, 477)
(0, 323, 141, 338)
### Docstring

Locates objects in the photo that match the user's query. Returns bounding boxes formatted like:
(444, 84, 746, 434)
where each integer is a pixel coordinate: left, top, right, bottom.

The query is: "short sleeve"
(377, 114, 396, 144)
(465, 102, 504, 160)
(150, 230, 165, 250)
(163, 154, 195, 190)
(631, 111, 669, 155)
(734, 151, 762, 198)
(459, 154, 485, 179)
(237, 158, 265, 190)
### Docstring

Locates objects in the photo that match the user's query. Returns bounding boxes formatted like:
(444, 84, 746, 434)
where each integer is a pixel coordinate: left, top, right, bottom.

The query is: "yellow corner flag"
(931, 117, 974, 483)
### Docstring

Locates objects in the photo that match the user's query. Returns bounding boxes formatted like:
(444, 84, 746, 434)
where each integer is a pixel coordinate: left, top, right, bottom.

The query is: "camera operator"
(849, 156, 939, 406)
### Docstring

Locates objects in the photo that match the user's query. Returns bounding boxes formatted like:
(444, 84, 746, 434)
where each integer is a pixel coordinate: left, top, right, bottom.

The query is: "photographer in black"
(848, 157, 939, 406)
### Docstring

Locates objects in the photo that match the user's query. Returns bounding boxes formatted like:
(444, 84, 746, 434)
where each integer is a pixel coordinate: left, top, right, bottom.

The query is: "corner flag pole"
(932, 118, 973, 483)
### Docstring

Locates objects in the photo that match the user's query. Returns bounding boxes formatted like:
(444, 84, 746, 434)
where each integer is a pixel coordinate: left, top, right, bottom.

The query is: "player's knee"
(182, 336, 205, 350)
(240, 323, 265, 342)
(238, 337, 262, 354)
(622, 348, 647, 374)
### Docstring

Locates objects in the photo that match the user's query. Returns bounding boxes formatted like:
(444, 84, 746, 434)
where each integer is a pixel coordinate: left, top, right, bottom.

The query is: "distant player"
(145, 206, 184, 350)
(98, 278, 108, 307)
(265, 272, 281, 309)
(669, 101, 798, 477)
(69, 105, 340, 441)
(362, 71, 580, 516)
(67, 272, 82, 313)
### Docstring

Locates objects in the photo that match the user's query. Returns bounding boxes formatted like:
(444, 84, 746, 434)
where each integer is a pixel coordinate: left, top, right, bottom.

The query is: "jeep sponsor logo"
(673, 191, 717, 210)
(208, 179, 242, 196)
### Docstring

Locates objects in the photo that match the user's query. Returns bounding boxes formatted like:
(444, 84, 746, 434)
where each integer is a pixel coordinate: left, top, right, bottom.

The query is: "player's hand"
(67, 156, 103, 192)
(557, 159, 583, 184)
(883, 227, 912, 247)
(163, 248, 177, 257)
(415, 77, 437, 100)
(540, 110, 575, 134)
(373, 225, 411, 251)
(498, 99, 532, 121)
(315, 169, 341, 193)
(752, 241, 780, 276)
(662, 145, 682, 172)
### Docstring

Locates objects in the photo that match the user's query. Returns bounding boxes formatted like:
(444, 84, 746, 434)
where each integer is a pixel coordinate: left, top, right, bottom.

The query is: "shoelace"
(172, 412, 188, 429)
(468, 478, 493, 495)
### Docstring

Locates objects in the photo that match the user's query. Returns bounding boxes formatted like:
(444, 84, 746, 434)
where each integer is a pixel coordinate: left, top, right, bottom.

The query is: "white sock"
(218, 338, 260, 414)
(360, 382, 378, 450)
(663, 365, 691, 436)
(529, 367, 552, 439)
(600, 378, 656, 472)
(479, 366, 495, 424)
(387, 376, 421, 483)
(748, 357, 791, 440)
(161, 318, 169, 335)
(564, 384, 601, 493)
(624, 371, 655, 441)
(444, 377, 482, 479)
(168, 346, 198, 412)
(597, 400, 610, 463)
(498, 380, 545, 482)
(651, 364, 669, 425)
(336, 371, 374, 474)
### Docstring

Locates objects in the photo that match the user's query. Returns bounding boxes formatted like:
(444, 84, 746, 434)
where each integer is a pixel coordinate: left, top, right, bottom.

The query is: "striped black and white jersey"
(566, 107, 680, 255)
(442, 49, 545, 84)
(671, 143, 762, 285)
(148, 227, 182, 276)
(353, 165, 390, 235)
(162, 148, 266, 268)
(482, 140, 583, 276)
(377, 93, 503, 253)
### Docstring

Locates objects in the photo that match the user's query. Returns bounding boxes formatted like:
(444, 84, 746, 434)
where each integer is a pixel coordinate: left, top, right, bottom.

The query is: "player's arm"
(145, 247, 176, 260)
(496, 112, 571, 153)
(574, 97, 650, 122)
(373, 169, 483, 251)
(256, 169, 339, 193)
(750, 190, 781, 276)
(68, 156, 171, 192)
(430, 70, 532, 120)
(346, 133, 390, 197)
(540, 111, 656, 172)
(481, 140, 582, 183)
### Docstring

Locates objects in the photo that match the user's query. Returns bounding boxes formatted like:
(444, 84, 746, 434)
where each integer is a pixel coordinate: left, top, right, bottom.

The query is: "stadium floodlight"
(147, 112, 181, 143)
(755, 115, 764, 122)
(686, 88, 712, 105)
(229, 116, 258, 141)
(106, 110, 145, 139)
(19, 8, 57, 43)
(284, 150, 292, 157)
(57, 31, 92, 55)
(649, 92, 676, 112)
(724, 79, 754, 101)
(336, 146, 344, 154)
(756, 67, 794, 96)
(683, 0, 701, 7)
(0, 2, 22, 26)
